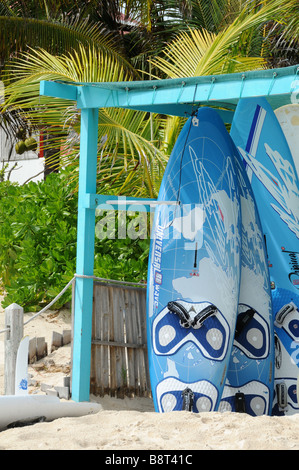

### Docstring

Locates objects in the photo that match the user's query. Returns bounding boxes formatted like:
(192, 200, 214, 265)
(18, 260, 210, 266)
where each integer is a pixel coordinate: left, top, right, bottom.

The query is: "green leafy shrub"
(0, 173, 77, 311)
(0, 172, 150, 312)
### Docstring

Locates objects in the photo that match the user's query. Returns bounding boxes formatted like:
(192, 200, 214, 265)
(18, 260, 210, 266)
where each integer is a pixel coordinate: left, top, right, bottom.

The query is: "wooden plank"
(102, 286, 111, 394)
(105, 285, 111, 395)
(134, 289, 144, 394)
(133, 289, 145, 395)
(124, 288, 136, 397)
(131, 289, 141, 395)
(91, 283, 111, 396)
(91, 284, 99, 394)
(108, 285, 117, 396)
(135, 288, 149, 395)
(113, 287, 127, 397)
(141, 290, 151, 395)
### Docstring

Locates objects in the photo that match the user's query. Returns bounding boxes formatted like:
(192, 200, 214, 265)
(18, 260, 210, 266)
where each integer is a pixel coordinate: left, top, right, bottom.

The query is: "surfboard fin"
(276, 382, 288, 410)
(167, 301, 191, 328)
(235, 392, 246, 413)
(182, 387, 194, 412)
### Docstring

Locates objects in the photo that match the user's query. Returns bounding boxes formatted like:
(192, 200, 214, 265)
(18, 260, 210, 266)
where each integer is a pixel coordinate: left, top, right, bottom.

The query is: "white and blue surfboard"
(220, 149, 274, 416)
(230, 97, 299, 416)
(146, 107, 241, 413)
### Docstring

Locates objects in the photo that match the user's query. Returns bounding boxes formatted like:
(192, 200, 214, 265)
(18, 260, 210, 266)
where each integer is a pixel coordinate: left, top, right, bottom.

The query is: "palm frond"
(150, 0, 290, 78)
(2, 44, 166, 197)
(0, 14, 133, 75)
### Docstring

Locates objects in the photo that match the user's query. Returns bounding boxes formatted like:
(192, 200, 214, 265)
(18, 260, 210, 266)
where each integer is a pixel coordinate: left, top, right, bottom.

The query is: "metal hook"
(176, 81, 186, 104)
(239, 74, 246, 99)
(207, 77, 215, 102)
(151, 85, 157, 104)
(267, 71, 277, 96)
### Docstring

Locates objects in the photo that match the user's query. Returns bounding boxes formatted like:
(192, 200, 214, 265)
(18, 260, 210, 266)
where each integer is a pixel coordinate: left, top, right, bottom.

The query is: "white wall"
(2, 158, 45, 185)
(0, 127, 44, 184)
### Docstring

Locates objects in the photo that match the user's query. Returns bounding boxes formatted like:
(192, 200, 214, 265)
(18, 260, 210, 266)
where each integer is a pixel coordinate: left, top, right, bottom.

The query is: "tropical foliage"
(2, 43, 166, 197)
(0, 172, 149, 311)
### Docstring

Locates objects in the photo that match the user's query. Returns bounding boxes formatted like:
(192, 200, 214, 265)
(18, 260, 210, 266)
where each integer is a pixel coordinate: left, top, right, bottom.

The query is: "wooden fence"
(90, 281, 151, 398)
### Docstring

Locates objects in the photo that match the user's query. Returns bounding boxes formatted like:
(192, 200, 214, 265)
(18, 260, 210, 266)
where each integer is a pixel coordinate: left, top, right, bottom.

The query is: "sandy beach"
(1, 296, 299, 451)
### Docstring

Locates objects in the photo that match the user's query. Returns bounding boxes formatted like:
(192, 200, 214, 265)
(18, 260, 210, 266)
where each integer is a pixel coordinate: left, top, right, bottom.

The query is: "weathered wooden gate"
(90, 281, 151, 398)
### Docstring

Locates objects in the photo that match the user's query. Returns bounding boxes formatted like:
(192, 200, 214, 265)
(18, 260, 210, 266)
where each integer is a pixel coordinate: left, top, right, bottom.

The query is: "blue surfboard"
(230, 97, 299, 416)
(146, 107, 241, 413)
(220, 149, 274, 416)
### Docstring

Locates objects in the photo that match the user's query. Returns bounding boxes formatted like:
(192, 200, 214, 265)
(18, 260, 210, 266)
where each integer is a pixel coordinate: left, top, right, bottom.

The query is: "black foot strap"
(167, 301, 191, 328)
(275, 302, 296, 326)
(235, 308, 255, 338)
(168, 301, 218, 329)
(191, 304, 217, 329)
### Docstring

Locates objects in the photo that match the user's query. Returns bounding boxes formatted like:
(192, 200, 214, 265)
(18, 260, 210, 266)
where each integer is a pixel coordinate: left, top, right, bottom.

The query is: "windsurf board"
(0, 395, 101, 430)
(219, 148, 274, 416)
(147, 107, 241, 413)
(230, 96, 299, 415)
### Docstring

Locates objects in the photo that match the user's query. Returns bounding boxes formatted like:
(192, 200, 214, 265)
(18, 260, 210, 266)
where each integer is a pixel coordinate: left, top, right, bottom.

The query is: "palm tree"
(2, 0, 298, 194)
(0, 0, 140, 176)
(147, 0, 299, 152)
(0, 0, 129, 67)
(149, 0, 297, 78)
(2, 44, 167, 196)
(264, 0, 299, 68)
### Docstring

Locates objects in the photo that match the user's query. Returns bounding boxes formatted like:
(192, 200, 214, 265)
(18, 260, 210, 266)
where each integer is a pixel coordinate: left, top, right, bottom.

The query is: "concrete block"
(51, 331, 63, 352)
(62, 330, 71, 345)
(55, 386, 70, 400)
(41, 383, 53, 392)
(46, 388, 59, 397)
(36, 337, 47, 360)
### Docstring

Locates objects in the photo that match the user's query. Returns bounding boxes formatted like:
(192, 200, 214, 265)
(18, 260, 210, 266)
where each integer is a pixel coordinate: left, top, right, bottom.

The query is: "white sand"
(1, 295, 299, 450)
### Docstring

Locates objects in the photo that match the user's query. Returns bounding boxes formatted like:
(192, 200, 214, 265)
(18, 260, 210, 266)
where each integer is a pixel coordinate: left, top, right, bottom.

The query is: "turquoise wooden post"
(72, 107, 99, 402)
